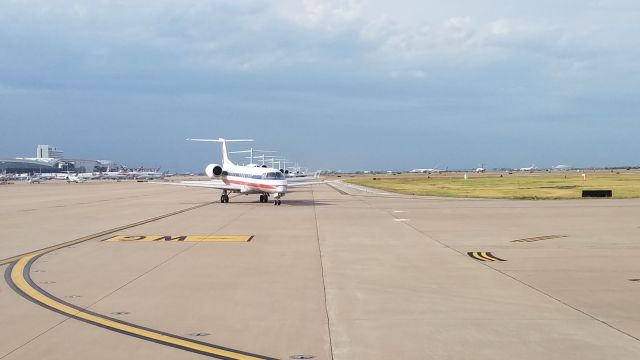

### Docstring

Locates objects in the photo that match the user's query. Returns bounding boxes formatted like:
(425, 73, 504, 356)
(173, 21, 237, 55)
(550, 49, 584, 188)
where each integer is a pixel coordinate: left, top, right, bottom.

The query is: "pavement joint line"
(341, 193, 640, 345)
(1, 200, 279, 359)
(311, 188, 335, 360)
(467, 252, 507, 262)
(378, 207, 640, 344)
(207, 198, 261, 235)
(0, 295, 78, 360)
(471, 260, 640, 343)
(327, 182, 350, 196)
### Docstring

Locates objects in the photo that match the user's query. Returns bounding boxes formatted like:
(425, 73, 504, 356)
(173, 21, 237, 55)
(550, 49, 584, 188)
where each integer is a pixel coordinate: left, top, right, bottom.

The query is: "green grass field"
(344, 171, 640, 199)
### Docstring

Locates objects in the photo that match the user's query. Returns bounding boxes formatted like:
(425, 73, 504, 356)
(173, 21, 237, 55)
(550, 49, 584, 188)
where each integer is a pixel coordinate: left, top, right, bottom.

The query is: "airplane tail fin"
(187, 138, 253, 167)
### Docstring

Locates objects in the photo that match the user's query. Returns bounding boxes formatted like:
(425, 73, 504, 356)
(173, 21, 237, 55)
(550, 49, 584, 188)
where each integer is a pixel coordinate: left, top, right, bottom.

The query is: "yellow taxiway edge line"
(10, 253, 271, 360)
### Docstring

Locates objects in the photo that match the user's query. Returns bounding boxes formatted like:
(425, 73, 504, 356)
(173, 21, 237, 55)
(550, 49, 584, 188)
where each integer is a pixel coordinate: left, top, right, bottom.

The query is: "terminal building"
(0, 145, 115, 174)
(36, 144, 64, 160)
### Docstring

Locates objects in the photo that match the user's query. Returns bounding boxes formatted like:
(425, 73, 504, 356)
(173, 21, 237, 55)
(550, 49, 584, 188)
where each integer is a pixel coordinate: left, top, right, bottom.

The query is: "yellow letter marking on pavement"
(105, 235, 253, 242)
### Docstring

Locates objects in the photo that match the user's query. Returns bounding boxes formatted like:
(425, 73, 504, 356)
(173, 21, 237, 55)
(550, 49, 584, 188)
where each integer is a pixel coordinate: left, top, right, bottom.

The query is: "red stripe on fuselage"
(223, 177, 279, 190)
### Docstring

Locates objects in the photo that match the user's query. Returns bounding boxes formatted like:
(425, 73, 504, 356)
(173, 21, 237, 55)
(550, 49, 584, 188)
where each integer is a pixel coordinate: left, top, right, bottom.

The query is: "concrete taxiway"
(1, 180, 640, 359)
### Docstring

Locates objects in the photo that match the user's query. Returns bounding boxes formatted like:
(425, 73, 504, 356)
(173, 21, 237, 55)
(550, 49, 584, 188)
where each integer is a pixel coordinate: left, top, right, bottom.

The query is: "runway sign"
(105, 235, 253, 242)
(467, 252, 507, 262)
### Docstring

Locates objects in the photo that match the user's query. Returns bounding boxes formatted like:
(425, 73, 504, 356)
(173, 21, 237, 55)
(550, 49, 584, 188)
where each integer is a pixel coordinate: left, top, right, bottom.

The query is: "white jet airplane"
(0, 171, 15, 182)
(159, 138, 326, 205)
(519, 164, 536, 172)
(409, 167, 446, 174)
(474, 165, 486, 173)
(66, 174, 87, 183)
(28, 175, 43, 184)
(553, 164, 571, 171)
(130, 171, 165, 180)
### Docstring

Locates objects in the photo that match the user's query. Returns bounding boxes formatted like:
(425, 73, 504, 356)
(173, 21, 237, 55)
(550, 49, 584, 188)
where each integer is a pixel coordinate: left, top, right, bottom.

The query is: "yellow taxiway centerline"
(9, 252, 273, 360)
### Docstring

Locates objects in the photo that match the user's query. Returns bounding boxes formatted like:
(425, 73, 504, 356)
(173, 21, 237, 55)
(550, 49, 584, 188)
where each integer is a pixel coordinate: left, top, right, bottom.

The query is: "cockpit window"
(264, 172, 284, 179)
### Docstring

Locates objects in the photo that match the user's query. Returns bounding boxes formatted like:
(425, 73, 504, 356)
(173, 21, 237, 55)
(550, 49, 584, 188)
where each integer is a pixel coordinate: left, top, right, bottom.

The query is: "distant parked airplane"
(0, 171, 15, 182)
(66, 174, 87, 183)
(409, 167, 446, 174)
(28, 176, 42, 184)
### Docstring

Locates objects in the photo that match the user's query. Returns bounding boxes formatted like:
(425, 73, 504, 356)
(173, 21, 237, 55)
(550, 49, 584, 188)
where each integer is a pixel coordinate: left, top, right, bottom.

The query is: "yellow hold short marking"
(105, 235, 253, 242)
(512, 234, 568, 243)
(467, 252, 488, 261)
(467, 251, 507, 262)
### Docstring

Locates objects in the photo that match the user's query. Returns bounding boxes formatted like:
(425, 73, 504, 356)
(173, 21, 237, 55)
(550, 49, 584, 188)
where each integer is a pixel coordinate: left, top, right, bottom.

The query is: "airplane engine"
(205, 164, 223, 178)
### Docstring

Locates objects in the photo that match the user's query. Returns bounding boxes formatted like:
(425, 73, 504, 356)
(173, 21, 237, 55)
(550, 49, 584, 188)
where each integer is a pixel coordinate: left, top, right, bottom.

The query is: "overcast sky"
(1, 0, 639, 171)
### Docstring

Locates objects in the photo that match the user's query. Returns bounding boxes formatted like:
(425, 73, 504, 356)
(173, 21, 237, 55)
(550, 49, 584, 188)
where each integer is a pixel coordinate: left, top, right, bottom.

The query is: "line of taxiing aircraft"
(152, 138, 328, 205)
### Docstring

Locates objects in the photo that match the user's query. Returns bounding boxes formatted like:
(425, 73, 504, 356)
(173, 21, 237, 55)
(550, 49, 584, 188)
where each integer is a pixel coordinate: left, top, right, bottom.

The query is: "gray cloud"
(1, 0, 639, 170)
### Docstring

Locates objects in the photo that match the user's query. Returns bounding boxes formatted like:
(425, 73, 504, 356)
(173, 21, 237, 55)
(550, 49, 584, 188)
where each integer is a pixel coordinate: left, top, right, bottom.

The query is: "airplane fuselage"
(218, 164, 287, 197)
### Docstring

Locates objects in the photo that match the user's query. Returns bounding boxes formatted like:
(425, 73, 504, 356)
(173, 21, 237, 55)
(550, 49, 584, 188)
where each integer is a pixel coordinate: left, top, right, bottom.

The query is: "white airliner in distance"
(474, 164, 486, 173)
(519, 164, 536, 172)
(156, 138, 327, 205)
(0, 171, 15, 182)
(553, 165, 571, 171)
(66, 174, 87, 183)
(409, 167, 446, 174)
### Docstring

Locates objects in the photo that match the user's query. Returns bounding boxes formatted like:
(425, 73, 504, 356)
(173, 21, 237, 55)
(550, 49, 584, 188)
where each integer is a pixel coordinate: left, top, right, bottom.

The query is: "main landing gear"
(220, 190, 230, 203)
(260, 193, 280, 205)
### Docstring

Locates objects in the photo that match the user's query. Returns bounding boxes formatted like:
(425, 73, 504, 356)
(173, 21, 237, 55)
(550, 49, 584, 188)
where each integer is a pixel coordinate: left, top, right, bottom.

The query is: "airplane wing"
(287, 180, 336, 187)
(150, 180, 241, 191)
(286, 176, 318, 183)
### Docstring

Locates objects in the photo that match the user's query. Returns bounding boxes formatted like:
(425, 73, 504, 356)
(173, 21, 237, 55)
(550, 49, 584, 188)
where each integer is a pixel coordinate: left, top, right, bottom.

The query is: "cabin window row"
(225, 172, 283, 180)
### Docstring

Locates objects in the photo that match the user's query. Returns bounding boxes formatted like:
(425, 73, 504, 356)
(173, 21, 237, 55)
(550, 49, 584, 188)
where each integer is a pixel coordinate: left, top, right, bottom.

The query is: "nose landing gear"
(220, 190, 229, 203)
(273, 199, 281, 206)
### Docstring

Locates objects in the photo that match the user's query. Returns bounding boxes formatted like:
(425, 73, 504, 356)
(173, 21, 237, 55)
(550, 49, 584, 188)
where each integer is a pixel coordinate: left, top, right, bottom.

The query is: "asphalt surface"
(1, 180, 640, 359)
